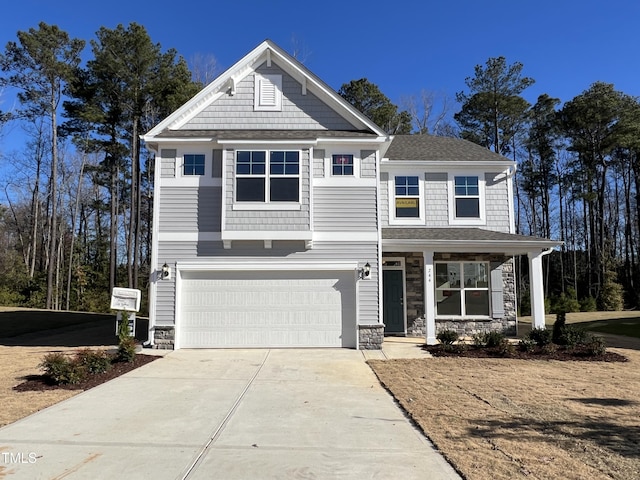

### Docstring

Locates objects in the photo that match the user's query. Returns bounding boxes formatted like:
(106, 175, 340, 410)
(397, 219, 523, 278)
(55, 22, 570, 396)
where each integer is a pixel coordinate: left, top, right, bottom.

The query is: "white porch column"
(423, 250, 437, 345)
(528, 250, 549, 330)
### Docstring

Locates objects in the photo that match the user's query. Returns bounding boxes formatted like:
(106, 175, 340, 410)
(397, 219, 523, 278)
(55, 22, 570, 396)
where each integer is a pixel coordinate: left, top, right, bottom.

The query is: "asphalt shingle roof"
(385, 135, 511, 162)
(382, 227, 554, 243)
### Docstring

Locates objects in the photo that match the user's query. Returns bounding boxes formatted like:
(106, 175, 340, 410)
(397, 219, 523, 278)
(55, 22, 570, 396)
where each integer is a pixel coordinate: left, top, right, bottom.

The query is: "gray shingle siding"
(485, 172, 511, 232)
(360, 150, 376, 178)
(425, 173, 449, 225)
(160, 149, 176, 178)
(224, 149, 311, 231)
(182, 64, 355, 131)
(313, 149, 325, 177)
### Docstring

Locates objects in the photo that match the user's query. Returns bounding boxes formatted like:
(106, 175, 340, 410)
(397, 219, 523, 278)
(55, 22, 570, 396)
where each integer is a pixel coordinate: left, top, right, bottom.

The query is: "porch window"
(236, 150, 299, 202)
(435, 262, 489, 316)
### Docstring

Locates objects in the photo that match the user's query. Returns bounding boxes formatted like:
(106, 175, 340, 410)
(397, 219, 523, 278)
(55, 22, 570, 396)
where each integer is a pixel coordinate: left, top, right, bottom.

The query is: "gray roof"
(155, 129, 379, 140)
(386, 135, 511, 162)
(382, 228, 560, 253)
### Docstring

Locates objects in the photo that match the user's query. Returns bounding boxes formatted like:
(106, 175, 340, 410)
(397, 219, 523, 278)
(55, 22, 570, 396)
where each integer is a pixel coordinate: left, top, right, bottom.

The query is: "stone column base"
(358, 324, 384, 350)
(153, 326, 175, 350)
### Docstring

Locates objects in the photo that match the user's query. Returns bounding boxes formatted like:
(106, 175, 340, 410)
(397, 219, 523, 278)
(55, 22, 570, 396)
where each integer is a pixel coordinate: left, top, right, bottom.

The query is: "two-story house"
(142, 40, 558, 350)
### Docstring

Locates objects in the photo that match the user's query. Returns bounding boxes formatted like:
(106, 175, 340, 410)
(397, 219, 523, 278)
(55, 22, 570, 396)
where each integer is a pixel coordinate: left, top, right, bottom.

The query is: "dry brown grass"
(369, 349, 640, 480)
(0, 346, 83, 427)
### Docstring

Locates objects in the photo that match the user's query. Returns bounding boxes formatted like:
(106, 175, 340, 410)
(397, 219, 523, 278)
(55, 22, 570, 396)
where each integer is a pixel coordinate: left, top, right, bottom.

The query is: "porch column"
(528, 250, 548, 330)
(423, 250, 437, 345)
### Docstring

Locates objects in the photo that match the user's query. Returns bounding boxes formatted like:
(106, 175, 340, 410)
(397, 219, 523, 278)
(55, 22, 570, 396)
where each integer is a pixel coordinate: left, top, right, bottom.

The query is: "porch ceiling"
(381, 227, 561, 254)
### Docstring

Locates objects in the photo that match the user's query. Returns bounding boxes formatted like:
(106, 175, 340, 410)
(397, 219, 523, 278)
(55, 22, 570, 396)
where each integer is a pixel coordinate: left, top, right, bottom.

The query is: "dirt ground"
(0, 314, 150, 428)
(369, 348, 640, 480)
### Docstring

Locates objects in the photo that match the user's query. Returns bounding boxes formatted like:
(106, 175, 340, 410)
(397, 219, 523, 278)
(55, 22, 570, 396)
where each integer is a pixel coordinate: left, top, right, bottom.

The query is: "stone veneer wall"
(384, 253, 516, 337)
(358, 324, 384, 349)
(434, 253, 516, 337)
(153, 326, 175, 349)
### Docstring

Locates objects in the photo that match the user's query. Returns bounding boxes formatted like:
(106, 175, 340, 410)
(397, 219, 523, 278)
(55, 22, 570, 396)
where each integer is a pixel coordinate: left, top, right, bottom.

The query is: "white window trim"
(324, 150, 361, 179)
(447, 172, 486, 225)
(254, 74, 282, 111)
(388, 174, 425, 226)
(234, 149, 301, 205)
(435, 261, 491, 319)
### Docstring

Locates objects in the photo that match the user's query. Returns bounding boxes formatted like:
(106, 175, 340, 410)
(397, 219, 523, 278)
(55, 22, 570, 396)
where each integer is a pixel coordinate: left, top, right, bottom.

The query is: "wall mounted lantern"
(359, 262, 371, 280)
(161, 263, 171, 280)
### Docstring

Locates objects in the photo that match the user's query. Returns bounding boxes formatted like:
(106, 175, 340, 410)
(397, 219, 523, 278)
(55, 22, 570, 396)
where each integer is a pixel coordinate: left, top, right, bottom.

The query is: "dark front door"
(383, 269, 404, 333)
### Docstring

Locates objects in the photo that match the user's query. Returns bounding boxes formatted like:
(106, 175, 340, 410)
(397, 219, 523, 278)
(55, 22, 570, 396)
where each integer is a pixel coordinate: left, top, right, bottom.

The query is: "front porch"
(381, 228, 561, 345)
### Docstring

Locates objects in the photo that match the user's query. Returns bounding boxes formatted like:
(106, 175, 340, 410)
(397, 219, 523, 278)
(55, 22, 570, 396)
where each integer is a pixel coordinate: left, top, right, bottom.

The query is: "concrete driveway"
(0, 348, 460, 479)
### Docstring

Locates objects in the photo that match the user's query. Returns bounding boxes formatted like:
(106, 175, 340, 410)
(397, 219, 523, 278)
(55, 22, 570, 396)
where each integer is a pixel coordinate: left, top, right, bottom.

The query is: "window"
(395, 176, 420, 218)
(254, 74, 282, 111)
(183, 154, 205, 176)
(332, 154, 354, 176)
(435, 262, 489, 317)
(454, 176, 480, 218)
(236, 150, 299, 202)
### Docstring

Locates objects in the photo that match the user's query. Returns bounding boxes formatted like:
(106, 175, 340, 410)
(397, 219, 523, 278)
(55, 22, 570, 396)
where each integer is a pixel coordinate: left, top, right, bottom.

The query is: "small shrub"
(497, 338, 515, 357)
(436, 330, 459, 346)
(471, 333, 486, 347)
(541, 342, 557, 355)
(558, 325, 588, 348)
(117, 336, 137, 363)
(518, 337, 536, 352)
(39, 352, 86, 385)
(552, 313, 567, 344)
(551, 293, 580, 314)
(528, 328, 552, 347)
(76, 348, 112, 374)
(483, 331, 506, 348)
(583, 335, 607, 356)
(580, 296, 597, 312)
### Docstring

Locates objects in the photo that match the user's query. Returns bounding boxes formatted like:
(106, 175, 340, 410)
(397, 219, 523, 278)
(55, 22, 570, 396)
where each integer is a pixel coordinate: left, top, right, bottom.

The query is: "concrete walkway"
(0, 347, 459, 479)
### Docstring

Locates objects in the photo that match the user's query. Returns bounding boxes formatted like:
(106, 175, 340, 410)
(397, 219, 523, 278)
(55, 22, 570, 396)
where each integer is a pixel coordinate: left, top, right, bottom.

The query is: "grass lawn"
(582, 317, 640, 339)
(0, 308, 114, 338)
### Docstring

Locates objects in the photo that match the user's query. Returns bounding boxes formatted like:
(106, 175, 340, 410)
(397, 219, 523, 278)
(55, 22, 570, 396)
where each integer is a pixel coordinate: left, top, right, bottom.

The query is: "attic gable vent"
(254, 74, 282, 111)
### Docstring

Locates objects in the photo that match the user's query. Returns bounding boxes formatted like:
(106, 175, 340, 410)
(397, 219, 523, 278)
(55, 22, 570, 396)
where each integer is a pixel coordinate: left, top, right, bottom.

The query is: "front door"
(383, 269, 405, 333)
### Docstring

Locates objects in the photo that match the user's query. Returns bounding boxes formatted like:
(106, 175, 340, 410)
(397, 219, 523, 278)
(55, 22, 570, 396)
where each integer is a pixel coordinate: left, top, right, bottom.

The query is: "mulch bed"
(423, 344, 628, 362)
(13, 354, 159, 392)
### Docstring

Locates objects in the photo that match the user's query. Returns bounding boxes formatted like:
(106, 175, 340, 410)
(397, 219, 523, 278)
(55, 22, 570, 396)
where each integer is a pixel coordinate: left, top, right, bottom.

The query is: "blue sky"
(1, 0, 639, 139)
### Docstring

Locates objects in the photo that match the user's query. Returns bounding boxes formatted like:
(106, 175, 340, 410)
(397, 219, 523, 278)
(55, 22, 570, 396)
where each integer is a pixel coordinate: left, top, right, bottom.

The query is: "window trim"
(388, 173, 425, 225)
(435, 261, 491, 318)
(181, 153, 206, 177)
(234, 149, 301, 206)
(254, 74, 282, 111)
(447, 172, 486, 225)
(331, 154, 355, 176)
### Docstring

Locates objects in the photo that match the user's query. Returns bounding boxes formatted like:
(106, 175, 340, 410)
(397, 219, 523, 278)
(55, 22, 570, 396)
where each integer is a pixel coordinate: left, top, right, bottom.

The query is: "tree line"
(0, 22, 638, 314)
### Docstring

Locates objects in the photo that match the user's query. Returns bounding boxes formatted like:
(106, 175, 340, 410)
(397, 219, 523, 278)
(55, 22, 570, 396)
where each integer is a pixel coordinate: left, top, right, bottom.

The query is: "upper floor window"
(183, 154, 205, 176)
(236, 150, 299, 203)
(254, 74, 282, 111)
(388, 174, 424, 225)
(454, 176, 480, 217)
(395, 176, 420, 218)
(332, 154, 354, 176)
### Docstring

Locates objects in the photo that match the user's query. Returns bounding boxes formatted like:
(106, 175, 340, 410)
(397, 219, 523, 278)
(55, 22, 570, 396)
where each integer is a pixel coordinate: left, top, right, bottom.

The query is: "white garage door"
(178, 270, 356, 348)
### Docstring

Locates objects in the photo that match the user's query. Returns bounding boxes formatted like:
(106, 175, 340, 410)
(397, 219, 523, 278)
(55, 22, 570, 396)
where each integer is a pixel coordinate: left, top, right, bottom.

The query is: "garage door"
(178, 270, 356, 348)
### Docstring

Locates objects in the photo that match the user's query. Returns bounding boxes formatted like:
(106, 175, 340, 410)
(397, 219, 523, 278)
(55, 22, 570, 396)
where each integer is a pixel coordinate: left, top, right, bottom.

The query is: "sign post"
(110, 287, 141, 337)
